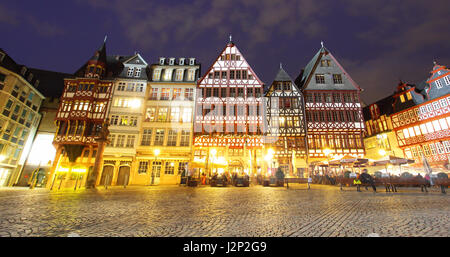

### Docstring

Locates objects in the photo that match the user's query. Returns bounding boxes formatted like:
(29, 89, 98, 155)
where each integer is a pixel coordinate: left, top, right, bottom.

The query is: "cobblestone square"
(0, 185, 448, 237)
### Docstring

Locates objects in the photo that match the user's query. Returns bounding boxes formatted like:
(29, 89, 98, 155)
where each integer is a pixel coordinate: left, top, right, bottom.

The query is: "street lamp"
(378, 149, 387, 156)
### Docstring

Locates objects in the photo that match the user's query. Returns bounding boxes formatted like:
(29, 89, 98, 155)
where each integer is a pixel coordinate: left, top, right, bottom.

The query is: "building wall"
(0, 66, 44, 186)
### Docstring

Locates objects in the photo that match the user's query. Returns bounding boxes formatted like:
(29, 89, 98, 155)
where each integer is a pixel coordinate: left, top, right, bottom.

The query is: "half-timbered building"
(391, 62, 450, 170)
(295, 43, 365, 167)
(265, 65, 307, 176)
(193, 38, 265, 177)
(47, 39, 116, 189)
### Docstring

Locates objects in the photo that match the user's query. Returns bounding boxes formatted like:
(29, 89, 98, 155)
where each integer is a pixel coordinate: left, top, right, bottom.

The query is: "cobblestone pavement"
(0, 184, 448, 237)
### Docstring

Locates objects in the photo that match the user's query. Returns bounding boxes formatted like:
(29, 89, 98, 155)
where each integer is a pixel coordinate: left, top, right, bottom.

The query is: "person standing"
(354, 177, 362, 192)
(307, 176, 312, 190)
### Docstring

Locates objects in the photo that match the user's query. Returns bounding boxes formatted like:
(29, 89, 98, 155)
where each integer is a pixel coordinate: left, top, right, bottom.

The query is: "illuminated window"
(150, 88, 158, 100)
(429, 143, 437, 155)
(400, 94, 405, 103)
(182, 108, 192, 122)
(145, 108, 156, 122)
(443, 141, 450, 153)
(170, 107, 180, 122)
(154, 129, 165, 145)
(138, 161, 148, 174)
(167, 129, 177, 146)
(116, 135, 125, 147)
(184, 88, 194, 100)
(411, 147, 418, 158)
(420, 124, 428, 134)
(439, 118, 448, 130)
(333, 74, 343, 84)
(126, 135, 135, 148)
(432, 120, 442, 131)
(403, 128, 410, 138)
(408, 127, 415, 137)
(153, 69, 161, 81)
(315, 74, 325, 84)
(152, 161, 161, 177)
(157, 108, 168, 122)
(180, 130, 190, 146)
(141, 129, 152, 146)
(160, 88, 170, 100)
(163, 69, 172, 81)
(426, 122, 434, 133)
(435, 142, 444, 154)
(414, 126, 421, 136)
(165, 162, 175, 174)
(175, 69, 184, 81)
(187, 70, 195, 81)
(406, 92, 412, 100)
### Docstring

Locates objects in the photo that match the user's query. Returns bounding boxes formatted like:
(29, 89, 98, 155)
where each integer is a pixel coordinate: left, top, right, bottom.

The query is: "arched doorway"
(228, 159, 244, 175)
(116, 166, 130, 186)
(99, 165, 114, 186)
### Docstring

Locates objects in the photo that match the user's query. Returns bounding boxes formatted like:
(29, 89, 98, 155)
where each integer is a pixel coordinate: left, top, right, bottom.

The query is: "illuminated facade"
(391, 62, 450, 171)
(46, 39, 115, 189)
(265, 66, 307, 176)
(363, 95, 405, 170)
(295, 44, 365, 164)
(136, 57, 200, 185)
(102, 54, 148, 187)
(193, 39, 265, 177)
(0, 49, 45, 186)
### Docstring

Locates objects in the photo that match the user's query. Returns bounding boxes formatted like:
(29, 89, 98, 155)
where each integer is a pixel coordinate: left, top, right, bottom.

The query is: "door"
(0, 168, 11, 187)
(116, 166, 130, 186)
(100, 165, 114, 186)
(151, 161, 161, 185)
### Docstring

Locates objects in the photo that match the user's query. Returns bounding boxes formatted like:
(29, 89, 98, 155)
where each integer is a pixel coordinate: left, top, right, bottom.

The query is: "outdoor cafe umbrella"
(339, 155, 368, 175)
(372, 155, 414, 175)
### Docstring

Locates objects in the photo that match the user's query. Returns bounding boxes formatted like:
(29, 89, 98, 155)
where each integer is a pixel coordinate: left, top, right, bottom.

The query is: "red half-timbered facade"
(391, 63, 450, 169)
(47, 39, 115, 189)
(295, 44, 365, 162)
(193, 39, 265, 176)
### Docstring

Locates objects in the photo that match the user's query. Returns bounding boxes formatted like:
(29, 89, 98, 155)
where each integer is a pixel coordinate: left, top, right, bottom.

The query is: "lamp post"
(209, 148, 217, 177)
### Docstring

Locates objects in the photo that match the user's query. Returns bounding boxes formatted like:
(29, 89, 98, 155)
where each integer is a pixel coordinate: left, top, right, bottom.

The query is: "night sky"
(1, 0, 449, 104)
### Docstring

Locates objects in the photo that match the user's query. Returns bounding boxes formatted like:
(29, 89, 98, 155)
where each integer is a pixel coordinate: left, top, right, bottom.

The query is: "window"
(178, 162, 188, 175)
(117, 83, 126, 91)
(238, 88, 244, 97)
(170, 107, 180, 122)
(136, 83, 144, 92)
(444, 76, 450, 85)
(107, 134, 115, 146)
(145, 108, 156, 122)
(180, 130, 190, 146)
(406, 92, 412, 100)
(184, 88, 194, 100)
(134, 67, 141, 77)
(173, 88, 182, 100)
(435, 80, 443, 89)
(333, 74, 343, 84)
(138, 161, 148, 174)
(163, 69, 172, 81)
(157, 108, 168, 122)
(127, 67, 134, 77)
(175, 69, 184, 81)
(435, 142, 444, 154)
(154, 129, 165, 145)
(182, 108, 192, 122)
(160, 88, 170, 100)
(129, 116, 137, 126)
(153, 69, 161, 81)
(187, 70, 195, 81)
(110, 115, 119, 125)
(315, 74, 325, 84)
(320, 60, 331, 67)
(236, 70, 241, 79)
(116, 135, 126, 147)
(141, 129, 152, 146)
(150, 88, 158, 100)
(167, 129, 177, 146)
(242, 70, 247, 79)
(126, 135, 135, 148)
(165, 162, 175, 175)
(120, 116, 129, 126)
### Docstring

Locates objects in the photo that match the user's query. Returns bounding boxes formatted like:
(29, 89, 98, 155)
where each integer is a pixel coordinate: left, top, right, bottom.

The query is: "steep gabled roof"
(266, 66, 302, 97)
(295, 44, 361, 91)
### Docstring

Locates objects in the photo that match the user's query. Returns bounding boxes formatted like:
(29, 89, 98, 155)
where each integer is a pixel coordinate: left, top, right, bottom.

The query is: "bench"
(284, 178, 308, 188)
(434, 178, 450, 194)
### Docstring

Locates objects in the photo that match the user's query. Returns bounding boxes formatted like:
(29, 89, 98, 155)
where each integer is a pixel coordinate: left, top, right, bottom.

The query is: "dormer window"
(0, 52, 5, 62)
(189, 58, 195, 65)
(27, 73, 33, 82)
(169, 58, 175, 65)
(435, 80, 443, 89)
(159, 57, 165, 65)
(179, 58, 185, 65)
(21, 67, 27, 76)
(134, 67, 142, 77)
(163, 69, 173, 81)
(153, 69, 161, 81)
(444, 75, 450, 85)
(127, 67, 134, 77)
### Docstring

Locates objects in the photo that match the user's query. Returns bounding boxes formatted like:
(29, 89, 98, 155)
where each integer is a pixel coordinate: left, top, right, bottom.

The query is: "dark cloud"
(1, 0, 449, 104)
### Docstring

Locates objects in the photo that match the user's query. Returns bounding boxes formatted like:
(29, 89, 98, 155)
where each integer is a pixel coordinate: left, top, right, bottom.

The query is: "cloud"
(0, 3, 18, 25)
(80, 0, 330, 49)
(27, 16, 65, 37)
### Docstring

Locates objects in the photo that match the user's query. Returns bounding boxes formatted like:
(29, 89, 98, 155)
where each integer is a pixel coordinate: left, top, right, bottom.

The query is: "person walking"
(307, 176, 312, 190)
(354, 177, 362, 192)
